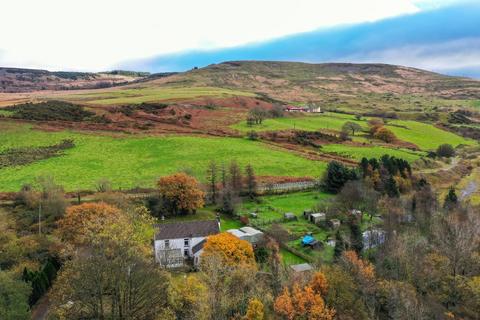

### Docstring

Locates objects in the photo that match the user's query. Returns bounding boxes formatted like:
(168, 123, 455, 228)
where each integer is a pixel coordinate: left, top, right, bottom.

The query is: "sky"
(0, 0, 477, 75)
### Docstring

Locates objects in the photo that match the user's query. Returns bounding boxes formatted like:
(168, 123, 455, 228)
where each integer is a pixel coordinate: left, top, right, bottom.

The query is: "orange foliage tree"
(373, 127, 397, 143)
(202, 232, 255, 267)
(57, 202, 130, 247)
(157, 173, 205, 215)
(274, 272, 335, 320)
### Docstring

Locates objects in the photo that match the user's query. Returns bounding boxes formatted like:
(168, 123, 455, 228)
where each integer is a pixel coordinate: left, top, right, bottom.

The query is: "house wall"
(154, 236, 205, 265)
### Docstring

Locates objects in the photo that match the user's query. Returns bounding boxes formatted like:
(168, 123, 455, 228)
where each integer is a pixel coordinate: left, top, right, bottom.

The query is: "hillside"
(160, 61, 480, 101)
(0, 67, 148, 93)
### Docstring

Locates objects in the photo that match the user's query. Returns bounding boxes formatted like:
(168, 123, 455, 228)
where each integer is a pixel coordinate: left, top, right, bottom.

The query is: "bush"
(436, 144, 455, 158)
(247, 130, 259, 141)
(6, 101, 95, 122)
(374, 127, 396, 143)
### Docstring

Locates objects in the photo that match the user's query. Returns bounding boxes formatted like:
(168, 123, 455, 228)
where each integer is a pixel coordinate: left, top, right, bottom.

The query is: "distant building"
(309, 213, 326, 224)
(284, 212, 297, 220)
(285, 106, 308, 112)
(290, 263, 314, 273)
(154, 220, 220, 268)
(227, 226, 264, 246)
(362, 229, 386, 249)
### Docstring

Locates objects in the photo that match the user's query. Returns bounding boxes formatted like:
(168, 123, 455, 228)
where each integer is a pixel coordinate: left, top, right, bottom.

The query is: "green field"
(320, 144, 424, 162)
(238, 191, 332, 222)
(385, 120, 475, 150)
(0, 123, 327, 191)
(232, 113, 474, 151)
(232, 112, 366, 132)
(59, 86, 256, 105)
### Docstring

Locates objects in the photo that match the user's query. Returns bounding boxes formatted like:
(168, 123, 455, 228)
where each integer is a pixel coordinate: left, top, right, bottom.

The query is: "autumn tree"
(157, 173, 205, 215)
(170, 275, 210, 320)
(342, 121, 362, 136)
(322, 265, 369, 320)
(245, 164, 257, 199)
(202, 232, 255, 267)
(243, 298, 265, 320)
(374, 127, 396, 143)
(57, 202, 129, 247)
(274, 272, 335, 320)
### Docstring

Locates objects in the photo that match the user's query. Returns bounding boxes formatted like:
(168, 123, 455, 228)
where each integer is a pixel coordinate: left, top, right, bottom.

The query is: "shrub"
(436, 144, 455, 158)
(374, 127, 396, 143)
(6, 101, 94, 122)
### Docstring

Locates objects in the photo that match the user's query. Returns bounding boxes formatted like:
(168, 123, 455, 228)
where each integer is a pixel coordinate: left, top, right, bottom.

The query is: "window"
(184, 239, 189, 246)
(184, 249, 189, 257)
(164, 240, 170, 248)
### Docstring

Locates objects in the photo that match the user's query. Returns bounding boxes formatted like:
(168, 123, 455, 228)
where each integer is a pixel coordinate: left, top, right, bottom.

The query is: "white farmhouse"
(154, 220, 220, 268)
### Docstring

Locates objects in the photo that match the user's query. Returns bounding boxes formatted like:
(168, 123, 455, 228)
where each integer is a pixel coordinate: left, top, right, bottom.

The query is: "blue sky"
(0, 0, 478, 77)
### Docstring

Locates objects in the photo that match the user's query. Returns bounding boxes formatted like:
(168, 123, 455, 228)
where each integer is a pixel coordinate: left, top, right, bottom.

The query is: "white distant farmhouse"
(154, 220, 220, 268)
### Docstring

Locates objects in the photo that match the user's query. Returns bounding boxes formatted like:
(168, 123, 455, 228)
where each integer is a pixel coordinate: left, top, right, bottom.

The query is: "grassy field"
(238, 191, 332, 222)
(0, 123, 327, 191)
(385, 120, 474, 150)
(320, 144, 424, 162)
(232, 112, 366, 132)
(58, 86, 256, 105)
(232, 113, 473, 151)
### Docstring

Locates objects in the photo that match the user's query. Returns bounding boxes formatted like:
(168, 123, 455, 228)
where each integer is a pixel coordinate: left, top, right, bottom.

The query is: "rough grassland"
(320, 144, 424, 162)
(386, 120, 475, 150)
(58, 86, 256, 105)
(0, 123, 326, 191)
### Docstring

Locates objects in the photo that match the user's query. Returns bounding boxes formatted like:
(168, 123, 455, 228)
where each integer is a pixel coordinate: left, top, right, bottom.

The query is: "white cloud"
(0, 0, 419, 71)
(342, 37, 480, 74)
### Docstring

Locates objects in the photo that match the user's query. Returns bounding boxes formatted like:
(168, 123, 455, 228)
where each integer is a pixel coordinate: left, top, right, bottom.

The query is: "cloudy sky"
(0, 0, 477, 75)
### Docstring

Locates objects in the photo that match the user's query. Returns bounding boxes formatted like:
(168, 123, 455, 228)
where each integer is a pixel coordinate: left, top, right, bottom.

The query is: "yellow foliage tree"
(157, 173, 205, 215)
(243, 298, 265, 320)
(202, 232, 255, 267)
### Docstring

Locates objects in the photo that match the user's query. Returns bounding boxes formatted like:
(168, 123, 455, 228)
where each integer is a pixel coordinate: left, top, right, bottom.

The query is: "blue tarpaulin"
(301, 235, 315, 245)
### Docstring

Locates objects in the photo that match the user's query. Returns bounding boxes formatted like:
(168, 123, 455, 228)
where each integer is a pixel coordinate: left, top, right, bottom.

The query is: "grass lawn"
(320, 144, 424, 162)
(280, 248, 307, 265)
(232, 112, 367, 132)
(238, 191, 332, 223)
(0, 123, 327, 191)
(59, 86, 256, 105)
(386, 120, 475, 150)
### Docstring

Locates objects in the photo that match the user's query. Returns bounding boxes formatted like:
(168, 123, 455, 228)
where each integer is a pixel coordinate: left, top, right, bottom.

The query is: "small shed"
(301, 234, 321, 249)
(303, 209, 313, 219)
(228, 227, 264, 245)
(240, 227, 264, 244)
(309, 213, 326, 224)
(329, 219, 341, 229)
(351, 209, 362, 216)
(284, 212, 297, 221)
(249, 212, 258, 219)
(290, 263, 313, 273)
(326, 239, 336, 247)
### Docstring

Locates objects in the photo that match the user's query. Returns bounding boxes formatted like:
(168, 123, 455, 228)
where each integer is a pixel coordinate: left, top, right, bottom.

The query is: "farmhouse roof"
(154, 220, 219, 240)
(192, 239, 206, 254)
